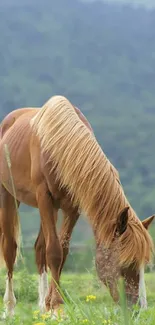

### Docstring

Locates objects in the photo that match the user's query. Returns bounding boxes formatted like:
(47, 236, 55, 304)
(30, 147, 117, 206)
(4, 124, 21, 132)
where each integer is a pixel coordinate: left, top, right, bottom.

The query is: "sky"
(2, 0, 155, 9)
(84, 0, 155, 9)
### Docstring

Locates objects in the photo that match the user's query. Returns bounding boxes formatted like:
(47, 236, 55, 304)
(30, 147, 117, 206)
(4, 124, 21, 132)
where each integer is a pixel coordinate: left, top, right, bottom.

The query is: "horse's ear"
(142, 215, 155, 230)
(116, 207, 129, 236)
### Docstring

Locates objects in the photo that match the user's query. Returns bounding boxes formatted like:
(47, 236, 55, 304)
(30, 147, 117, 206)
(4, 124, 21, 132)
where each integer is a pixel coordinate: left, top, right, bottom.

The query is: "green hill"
(0, 0, 155, 244)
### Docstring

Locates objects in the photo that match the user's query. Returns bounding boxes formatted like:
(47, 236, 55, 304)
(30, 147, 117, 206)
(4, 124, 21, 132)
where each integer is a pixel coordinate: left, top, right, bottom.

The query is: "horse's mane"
(31, 95, 153, 267)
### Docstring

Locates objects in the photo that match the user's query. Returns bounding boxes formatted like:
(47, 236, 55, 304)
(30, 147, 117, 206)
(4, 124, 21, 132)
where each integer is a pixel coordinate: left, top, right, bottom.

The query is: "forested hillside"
(0, 0, 155, 245)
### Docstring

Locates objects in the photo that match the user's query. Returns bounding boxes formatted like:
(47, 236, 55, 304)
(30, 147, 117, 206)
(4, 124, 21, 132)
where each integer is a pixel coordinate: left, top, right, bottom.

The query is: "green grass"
(0, 269, 155, 324)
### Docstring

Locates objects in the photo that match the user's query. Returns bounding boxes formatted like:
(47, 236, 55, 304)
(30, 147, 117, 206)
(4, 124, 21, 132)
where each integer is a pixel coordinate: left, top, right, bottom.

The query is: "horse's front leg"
(36, 182, 63, 316)
(34, 225, 49, 313)
(59, 210, 79, 276)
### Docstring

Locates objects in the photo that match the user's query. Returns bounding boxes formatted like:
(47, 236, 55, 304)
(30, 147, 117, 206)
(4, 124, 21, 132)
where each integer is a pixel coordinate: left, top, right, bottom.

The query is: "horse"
(0, 103, 93, 316)
(0, 95, 154, 317)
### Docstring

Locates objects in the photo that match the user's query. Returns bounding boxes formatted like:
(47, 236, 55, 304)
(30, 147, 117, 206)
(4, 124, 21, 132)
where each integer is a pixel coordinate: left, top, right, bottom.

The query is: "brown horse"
(0, 104, 92, 316)
(0, 96, 154, 317)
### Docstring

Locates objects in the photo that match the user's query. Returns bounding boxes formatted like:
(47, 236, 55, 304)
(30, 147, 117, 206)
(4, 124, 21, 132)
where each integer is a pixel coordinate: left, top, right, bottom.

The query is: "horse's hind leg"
(0, 185, 19, 317)
(34, 225, 49, 312)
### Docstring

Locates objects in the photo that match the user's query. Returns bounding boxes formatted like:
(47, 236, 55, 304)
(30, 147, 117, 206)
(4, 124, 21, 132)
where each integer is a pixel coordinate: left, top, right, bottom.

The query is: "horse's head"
(95, 207, 154, 308)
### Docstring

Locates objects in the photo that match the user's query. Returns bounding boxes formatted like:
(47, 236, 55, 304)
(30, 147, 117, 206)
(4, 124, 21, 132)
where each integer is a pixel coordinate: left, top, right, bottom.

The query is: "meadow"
(0, 268, 155, 325)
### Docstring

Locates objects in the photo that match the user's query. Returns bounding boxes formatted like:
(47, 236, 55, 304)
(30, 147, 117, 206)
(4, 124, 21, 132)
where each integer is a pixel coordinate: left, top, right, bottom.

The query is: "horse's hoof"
(2, 308, 14, 319)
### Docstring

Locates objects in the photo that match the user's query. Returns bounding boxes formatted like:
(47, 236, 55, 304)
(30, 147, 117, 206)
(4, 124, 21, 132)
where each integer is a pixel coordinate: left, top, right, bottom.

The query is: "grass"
(0, 269, 155, 324)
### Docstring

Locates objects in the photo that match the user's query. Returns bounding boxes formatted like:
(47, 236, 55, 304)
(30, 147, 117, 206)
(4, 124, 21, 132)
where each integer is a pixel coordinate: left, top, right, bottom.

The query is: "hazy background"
(84, 0, 155, 8)
(0, 0, 155, 270)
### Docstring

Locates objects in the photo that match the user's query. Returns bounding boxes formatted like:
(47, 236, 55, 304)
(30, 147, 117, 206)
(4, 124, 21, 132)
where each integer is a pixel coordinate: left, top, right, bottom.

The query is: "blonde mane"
(31, 95, 154, 267)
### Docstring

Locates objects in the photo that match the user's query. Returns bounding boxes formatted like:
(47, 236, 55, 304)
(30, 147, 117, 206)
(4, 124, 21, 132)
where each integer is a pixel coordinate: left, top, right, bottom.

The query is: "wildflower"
(33, 323, 45, 325)
(57, 308, 63, 315)
(33, 310, 40, 316)
(82, 319, 89, 324)
(86, 295, 97, 302)
(41, 313, 51, 320)
(102, 320, 111, 324)
(33, 310, 40, 320)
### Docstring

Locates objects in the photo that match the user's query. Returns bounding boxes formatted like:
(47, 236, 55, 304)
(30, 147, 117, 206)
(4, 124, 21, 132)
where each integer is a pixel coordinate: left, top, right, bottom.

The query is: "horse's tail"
(13, 202, 22, 264)
(0, 227, 5, 267)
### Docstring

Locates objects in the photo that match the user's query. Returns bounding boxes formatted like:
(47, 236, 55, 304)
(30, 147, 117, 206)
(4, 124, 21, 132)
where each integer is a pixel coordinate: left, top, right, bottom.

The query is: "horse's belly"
(14, 189, 38, 207)
(1, 178, 38, 207)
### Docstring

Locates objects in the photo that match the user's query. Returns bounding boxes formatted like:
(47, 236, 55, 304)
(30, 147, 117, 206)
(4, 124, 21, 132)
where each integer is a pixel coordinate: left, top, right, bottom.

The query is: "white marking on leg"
(38, 267, 49, 312)
(139, 266, 147, 309)
(3, 276, 16, 317)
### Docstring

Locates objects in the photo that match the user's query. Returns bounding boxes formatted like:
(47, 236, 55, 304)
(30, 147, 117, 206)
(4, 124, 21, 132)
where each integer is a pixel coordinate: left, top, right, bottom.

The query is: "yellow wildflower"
(103, 320, 111, 324)
(33, 323, 45, 325)
(33, 310, 40, 316)
(86, 295, 97, 302)
(82, 319, 89, 324)
(41, 313, 51, 320)
(33, 310, 40, 320)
